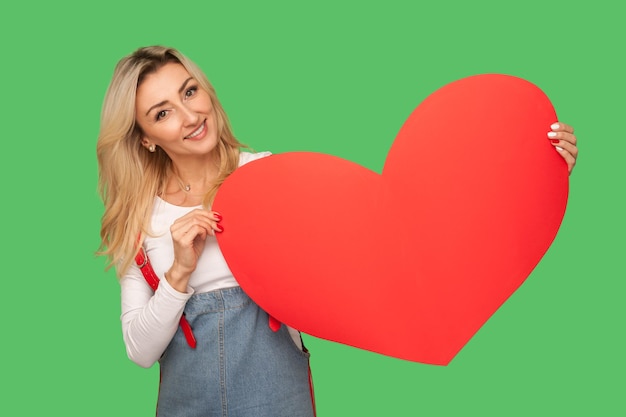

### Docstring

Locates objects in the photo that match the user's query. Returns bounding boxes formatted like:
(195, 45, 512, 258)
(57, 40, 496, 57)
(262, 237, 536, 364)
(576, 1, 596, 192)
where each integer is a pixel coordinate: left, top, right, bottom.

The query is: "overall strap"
(134, 246, 197, 349)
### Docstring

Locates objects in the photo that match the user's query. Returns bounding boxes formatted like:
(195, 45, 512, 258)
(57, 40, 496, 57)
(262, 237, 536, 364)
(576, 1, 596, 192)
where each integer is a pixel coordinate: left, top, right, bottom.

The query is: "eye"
(185, 86, 198, 98)
(155, 110, 168, 121)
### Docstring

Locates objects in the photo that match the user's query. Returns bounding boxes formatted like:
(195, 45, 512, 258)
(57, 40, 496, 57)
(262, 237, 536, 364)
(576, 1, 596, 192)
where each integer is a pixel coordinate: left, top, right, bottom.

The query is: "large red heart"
(214, 74, 568, 365)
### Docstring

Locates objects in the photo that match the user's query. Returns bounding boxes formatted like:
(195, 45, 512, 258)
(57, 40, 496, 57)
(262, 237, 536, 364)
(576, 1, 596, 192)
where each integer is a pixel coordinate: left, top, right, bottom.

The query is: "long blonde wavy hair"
(97, 46, 245, 275)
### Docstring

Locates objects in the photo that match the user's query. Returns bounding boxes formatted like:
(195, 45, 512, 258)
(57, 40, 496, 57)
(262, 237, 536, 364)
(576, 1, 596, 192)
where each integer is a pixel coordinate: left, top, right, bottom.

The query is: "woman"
(97, 46, 315, 417)
(96, 46, 578, 416)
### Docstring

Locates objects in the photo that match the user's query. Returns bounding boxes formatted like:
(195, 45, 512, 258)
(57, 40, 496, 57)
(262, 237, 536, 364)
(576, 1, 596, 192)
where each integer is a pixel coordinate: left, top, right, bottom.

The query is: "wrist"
(165, 263, 192, 292)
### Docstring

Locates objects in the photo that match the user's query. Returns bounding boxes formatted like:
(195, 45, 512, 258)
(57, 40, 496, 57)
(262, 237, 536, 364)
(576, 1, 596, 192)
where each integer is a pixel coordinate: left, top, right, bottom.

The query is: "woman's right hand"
(165, 209, 223, 292)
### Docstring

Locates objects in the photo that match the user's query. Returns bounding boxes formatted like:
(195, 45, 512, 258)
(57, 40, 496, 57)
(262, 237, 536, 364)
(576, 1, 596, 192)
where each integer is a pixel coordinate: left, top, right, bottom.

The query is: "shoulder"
(238, 151, 272, 167)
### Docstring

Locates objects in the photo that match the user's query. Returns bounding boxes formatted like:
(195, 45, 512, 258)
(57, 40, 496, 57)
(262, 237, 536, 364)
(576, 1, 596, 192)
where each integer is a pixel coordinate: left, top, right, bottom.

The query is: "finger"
(550, 122, 575, 134)
(555, 146, 576, 173)
(193, 233, 208, 256)
(547, 130, 577, 146)
(173, 218, 222, 240)
(211, 211, 223, 222)
(172, 226, 210, 247)
(552, 142, 576, 171)
(172, 217, 214, 241)
(171, 209, 214, 226)
(173, 223, 209, 250)
(181, 208, 215, 223)
(171, 210, 215, 232)
(550, 139, 578, 160)
(186, 216, 222, 234)
(207, 220, 223, 235)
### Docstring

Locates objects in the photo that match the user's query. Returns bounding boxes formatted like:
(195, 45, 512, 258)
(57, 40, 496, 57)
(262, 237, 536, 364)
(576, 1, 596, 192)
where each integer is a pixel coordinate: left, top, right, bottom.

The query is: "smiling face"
(135, 62, 218, 162)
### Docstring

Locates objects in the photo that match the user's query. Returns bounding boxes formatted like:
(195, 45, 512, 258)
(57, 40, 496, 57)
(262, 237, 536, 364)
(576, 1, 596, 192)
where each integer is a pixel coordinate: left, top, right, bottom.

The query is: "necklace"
(170, 171, 213, 196)
(170, 162, 219, 196)
(173, 174, 191, 192)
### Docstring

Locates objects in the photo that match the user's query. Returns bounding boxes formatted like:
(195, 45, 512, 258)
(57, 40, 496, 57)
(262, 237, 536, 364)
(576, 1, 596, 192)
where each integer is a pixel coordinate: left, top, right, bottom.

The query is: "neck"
(169, 154, 220, 194)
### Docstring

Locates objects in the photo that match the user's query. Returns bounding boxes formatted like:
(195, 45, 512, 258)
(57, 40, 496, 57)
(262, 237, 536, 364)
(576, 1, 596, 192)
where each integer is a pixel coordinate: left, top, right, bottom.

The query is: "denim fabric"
(157, 286, 315, 417)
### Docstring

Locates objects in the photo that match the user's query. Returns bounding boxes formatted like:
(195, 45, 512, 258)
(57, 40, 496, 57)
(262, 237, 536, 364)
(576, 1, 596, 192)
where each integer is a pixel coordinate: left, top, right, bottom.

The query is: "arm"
(120, 209, 222, 367)
(120, 265, 192, 368)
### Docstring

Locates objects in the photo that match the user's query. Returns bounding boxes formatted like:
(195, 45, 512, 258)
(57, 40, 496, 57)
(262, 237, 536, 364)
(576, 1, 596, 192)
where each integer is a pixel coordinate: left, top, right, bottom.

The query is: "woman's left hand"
(548, 122, 578, 174)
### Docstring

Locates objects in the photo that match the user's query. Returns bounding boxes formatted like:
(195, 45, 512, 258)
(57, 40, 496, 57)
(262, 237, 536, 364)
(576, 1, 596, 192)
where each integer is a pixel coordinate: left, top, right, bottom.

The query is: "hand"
(548, 122, 578, 174)
(166, 209, 223, 291)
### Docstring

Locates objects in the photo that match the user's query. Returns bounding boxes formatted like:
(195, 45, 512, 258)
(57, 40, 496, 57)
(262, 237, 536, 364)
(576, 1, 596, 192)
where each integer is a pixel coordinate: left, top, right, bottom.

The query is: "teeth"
(186, 122, 204, 138)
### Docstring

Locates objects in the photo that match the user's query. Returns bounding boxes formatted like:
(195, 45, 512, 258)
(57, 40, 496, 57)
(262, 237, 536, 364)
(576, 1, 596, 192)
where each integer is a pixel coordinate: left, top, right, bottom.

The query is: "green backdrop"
(1, 1, 623, 416)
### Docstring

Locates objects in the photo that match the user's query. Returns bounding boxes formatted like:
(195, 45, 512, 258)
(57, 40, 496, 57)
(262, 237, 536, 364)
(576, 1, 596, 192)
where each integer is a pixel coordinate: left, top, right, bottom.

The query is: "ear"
(141, 137, 152, 150)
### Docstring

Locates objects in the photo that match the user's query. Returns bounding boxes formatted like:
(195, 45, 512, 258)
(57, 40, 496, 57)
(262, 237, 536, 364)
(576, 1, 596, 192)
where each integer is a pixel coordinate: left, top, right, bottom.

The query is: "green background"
(1, 1, 623, 415)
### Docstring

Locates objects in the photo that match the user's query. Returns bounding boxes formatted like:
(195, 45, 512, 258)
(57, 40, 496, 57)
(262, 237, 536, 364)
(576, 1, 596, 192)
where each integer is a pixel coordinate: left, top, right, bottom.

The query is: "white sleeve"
(239, 150, 272, 166)
(120, 264, 194, 368)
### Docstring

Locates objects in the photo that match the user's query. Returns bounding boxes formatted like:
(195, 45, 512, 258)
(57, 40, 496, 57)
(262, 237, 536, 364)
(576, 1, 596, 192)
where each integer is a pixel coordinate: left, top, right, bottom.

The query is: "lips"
(184, 120, 206, 139)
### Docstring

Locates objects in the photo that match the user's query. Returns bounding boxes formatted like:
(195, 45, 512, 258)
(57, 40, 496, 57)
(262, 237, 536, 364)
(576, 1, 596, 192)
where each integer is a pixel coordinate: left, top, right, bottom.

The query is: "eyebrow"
(144, 77, 195, 116)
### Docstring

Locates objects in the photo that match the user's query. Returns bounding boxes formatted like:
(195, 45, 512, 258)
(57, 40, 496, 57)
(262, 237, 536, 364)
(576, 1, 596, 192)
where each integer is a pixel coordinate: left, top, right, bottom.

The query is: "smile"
(185, 120, 206, 139)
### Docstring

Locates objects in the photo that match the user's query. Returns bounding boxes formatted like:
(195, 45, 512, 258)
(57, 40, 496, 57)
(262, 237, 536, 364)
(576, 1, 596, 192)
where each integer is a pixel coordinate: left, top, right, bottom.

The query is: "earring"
(148, 145, 156, 153)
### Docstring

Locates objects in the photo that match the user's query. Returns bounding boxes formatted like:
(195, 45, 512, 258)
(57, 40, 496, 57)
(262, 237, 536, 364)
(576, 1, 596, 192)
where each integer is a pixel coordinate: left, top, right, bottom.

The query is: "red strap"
(309, 361, 316, 416)
(268, 315, 282, 332)
(134, 243, 281, 344)
(134, 247, 197, 349)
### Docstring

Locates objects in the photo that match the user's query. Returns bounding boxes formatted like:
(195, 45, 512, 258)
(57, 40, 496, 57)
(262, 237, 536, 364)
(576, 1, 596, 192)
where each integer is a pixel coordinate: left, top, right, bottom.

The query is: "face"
(135, 62, 218, 161)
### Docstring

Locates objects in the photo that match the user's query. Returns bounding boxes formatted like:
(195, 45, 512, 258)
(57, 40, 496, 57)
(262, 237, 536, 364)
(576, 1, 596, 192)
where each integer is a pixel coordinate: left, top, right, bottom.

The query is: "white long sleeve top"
(119, 151, 301, 368)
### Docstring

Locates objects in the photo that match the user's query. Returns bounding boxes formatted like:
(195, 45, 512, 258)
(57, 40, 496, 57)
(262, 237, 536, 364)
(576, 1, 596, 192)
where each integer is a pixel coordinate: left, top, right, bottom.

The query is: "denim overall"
(156, 286, 315, 417)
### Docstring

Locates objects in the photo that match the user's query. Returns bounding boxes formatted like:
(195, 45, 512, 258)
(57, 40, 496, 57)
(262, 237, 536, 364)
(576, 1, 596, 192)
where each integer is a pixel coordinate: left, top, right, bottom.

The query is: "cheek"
(199, 89, 213, 110)
(145, 121, 180, 143)
(205, 101, 219, 129)
(211, 111, 221, 137)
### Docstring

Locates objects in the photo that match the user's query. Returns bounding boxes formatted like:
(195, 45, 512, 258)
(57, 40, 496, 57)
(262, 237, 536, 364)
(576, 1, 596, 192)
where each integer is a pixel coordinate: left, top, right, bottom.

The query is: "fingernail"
(216, 225, 224, 233)
(551, 139, 560, 144)
(547, 132, 557, 138)
(556, 146, 564, 151)
(551, 123, 560, 130)
(214, 212, 222, 220)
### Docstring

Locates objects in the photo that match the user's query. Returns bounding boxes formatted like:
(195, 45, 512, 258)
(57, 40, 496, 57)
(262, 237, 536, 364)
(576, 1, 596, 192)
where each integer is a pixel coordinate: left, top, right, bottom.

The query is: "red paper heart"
(214, 74, 568, 365)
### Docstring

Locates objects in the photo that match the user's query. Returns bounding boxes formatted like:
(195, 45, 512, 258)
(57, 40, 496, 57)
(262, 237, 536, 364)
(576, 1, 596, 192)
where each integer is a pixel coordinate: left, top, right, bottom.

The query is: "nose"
(180, 103, 200, 127)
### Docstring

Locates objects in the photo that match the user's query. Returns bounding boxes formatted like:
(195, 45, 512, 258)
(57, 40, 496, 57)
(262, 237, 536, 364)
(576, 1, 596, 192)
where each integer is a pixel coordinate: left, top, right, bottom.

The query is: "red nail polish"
(216, 225, 224, 233)
(215, 213, 222, 221)
(550, 139, 560, 144)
